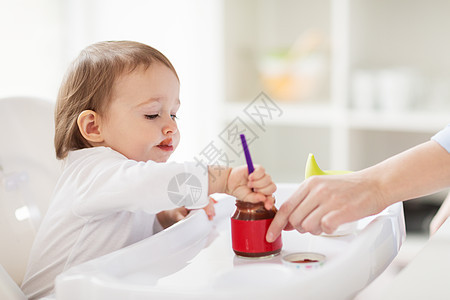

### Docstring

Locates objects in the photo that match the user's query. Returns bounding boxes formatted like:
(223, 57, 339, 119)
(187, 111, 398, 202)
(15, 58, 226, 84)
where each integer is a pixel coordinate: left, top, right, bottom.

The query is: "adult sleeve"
(431, 124, 450, 153)
(153, 216, 165, 234)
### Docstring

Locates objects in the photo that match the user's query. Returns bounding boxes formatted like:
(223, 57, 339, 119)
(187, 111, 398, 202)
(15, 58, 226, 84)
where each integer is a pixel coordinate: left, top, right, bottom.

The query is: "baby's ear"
(77, 110, 104, 143)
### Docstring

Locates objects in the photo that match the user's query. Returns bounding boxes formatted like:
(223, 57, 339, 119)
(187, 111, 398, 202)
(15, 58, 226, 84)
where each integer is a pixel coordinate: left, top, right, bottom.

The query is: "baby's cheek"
(173, 132, 181, 149)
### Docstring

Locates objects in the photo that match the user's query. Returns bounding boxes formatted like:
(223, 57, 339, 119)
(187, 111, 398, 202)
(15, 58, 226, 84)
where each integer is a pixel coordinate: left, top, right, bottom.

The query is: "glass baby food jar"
(231, 200, 282, 258)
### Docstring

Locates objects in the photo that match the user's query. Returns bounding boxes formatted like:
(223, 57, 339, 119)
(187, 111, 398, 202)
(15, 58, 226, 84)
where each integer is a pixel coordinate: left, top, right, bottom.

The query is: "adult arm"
(267, 140, 450, 241)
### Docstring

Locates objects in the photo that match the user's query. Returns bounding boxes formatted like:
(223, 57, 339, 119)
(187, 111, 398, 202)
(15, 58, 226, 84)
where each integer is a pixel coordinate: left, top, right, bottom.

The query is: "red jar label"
(231, 218, 282, 254)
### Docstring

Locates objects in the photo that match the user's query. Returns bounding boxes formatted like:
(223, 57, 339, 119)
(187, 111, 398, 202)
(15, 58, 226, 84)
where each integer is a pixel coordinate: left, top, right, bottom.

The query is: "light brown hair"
(54, 40, 178, 159)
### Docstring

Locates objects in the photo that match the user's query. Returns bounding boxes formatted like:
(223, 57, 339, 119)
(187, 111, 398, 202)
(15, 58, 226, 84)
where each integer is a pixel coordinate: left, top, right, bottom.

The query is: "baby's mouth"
(157, 138, 174, 152)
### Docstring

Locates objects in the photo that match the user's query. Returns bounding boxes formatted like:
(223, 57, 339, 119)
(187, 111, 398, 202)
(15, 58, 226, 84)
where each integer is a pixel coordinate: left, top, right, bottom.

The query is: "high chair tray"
(55, 183, 405, 300)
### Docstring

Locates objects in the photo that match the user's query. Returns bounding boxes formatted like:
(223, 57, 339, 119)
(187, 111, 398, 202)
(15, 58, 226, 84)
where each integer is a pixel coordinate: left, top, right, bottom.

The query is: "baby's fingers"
(249, 173, 273, 188)
(249, 165, 265, 181)
(203, 196, 217, 220)
(264, 195, 275, 210)
(241, 191, 266, 203)
(254, 182, 277, 197)
(243, 193, 274, 210)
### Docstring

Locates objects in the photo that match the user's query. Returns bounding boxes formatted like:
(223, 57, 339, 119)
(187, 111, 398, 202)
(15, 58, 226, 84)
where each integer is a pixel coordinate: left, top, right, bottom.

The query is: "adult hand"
(266, 141, 450, 242)
(266, 172, 386, 242)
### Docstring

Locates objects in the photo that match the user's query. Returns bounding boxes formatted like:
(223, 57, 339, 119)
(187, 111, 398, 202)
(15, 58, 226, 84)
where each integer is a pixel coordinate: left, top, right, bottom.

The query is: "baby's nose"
(163, 116, 178, 135)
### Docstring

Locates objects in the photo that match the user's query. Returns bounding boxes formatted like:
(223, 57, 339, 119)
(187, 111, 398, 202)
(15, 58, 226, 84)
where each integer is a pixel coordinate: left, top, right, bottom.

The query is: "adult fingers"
(321, 208, 357, 234)
(429, 212, 448, 236)
(284, 222, 295, 231)
(266, 183, 309, 242)
(298, 205, 328, 235)
(283, 188, 323, 234)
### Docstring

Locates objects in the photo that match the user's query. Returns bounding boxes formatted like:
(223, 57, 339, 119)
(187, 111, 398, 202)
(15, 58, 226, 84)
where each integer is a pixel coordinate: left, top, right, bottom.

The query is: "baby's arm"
(156, 196, 217, 229)
(155, 164, 275, 228)
(71, 148, 273, 218)
(71, 150, 210, 217)
(156, 207, 189, 229)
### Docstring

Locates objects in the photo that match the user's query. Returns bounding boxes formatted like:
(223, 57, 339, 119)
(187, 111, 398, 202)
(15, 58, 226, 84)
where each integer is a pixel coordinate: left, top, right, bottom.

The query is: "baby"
(21, 41, 276, 299)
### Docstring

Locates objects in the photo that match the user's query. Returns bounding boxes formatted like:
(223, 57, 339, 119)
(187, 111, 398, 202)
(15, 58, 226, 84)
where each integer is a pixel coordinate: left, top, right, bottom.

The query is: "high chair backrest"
(0, 97, 61, 285)
(0, 264, 27, 300)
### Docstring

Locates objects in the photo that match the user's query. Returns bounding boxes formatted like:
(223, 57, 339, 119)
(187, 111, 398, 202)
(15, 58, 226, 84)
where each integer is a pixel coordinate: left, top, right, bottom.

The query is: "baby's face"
(99, 63, 180, 162)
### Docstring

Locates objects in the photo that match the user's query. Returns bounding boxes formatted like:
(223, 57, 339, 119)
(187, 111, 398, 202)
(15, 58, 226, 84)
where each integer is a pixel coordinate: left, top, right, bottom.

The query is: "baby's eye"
(145, 114, 159, 120)
(171, 114, 178, 120)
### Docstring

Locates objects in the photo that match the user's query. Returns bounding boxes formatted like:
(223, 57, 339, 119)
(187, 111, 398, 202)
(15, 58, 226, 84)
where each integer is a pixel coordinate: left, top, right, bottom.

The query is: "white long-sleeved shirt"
(21, 146, 209, 299)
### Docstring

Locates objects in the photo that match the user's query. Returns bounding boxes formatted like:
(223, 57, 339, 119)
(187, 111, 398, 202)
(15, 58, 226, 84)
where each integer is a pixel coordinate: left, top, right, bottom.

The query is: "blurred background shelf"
(347, 110, 449, 133)
(223, 102, 335, 127)
(221, 3, 450, 296)
(3, 0, 448, 185)
(225, 101, 449, 133)
(221, 0, 450, 188)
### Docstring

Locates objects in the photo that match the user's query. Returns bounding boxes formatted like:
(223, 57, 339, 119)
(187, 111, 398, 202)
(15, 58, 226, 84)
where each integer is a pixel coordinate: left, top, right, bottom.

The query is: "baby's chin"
(135, 146, 177, 163)
(150, 152, 175, 163)
(153, 157, 169, 163)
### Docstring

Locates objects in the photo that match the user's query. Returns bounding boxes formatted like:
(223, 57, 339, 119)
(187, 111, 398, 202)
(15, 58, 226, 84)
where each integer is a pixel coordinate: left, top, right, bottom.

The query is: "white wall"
(0, 0, 224, 162)
(0, 0, 65, 100)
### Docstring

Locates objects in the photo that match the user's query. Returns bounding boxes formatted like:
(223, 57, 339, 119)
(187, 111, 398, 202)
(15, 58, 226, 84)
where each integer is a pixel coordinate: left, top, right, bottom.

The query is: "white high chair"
(55, 185, 405, 300)
(0, 97, 61, 298)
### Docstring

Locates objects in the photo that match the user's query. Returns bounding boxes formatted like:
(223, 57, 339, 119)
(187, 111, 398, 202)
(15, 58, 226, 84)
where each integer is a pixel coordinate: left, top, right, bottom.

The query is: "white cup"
(352, 70, 377, 111)
(377, 68, 421, 112)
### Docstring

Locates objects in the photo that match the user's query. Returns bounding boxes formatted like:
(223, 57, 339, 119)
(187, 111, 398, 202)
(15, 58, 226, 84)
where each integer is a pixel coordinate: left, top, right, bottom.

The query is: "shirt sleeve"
(66, 147, 209, 218)
(153, 216, 165, 234)
(431, 124, 450, 153)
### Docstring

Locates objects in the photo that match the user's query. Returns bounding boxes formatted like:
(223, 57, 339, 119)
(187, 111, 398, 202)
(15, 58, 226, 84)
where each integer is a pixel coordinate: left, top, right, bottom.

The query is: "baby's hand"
(156, 207, 189, 229)
(202, 196, 217, 220)
(225, 165, 276, 210)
